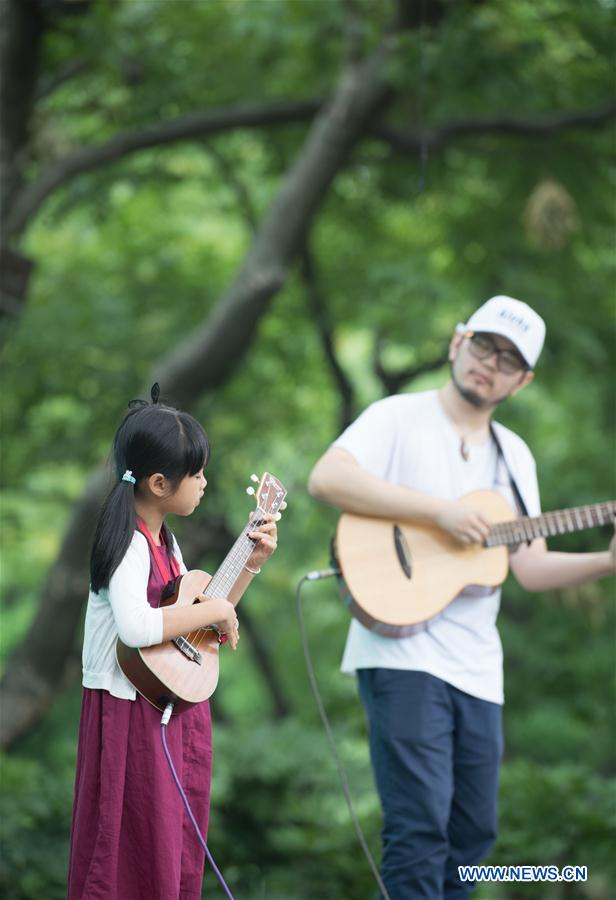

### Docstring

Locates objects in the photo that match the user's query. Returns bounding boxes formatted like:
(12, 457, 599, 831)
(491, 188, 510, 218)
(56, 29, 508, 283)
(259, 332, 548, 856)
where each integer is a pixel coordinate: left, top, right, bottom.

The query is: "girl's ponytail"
(90, 478, 137, 593)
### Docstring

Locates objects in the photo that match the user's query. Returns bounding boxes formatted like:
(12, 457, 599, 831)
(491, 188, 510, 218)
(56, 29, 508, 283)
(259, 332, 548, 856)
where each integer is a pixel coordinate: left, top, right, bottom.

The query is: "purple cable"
(161, 713, 235, 900)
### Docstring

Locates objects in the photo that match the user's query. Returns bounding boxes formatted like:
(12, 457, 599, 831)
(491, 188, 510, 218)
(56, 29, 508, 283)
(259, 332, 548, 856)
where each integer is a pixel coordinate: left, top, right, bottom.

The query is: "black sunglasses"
(463, 331, 529, 374)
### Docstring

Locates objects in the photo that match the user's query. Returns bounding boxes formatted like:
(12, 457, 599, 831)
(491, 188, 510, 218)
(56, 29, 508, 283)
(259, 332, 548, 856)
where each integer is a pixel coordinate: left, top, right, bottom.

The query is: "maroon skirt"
(68, 688, 212, 900)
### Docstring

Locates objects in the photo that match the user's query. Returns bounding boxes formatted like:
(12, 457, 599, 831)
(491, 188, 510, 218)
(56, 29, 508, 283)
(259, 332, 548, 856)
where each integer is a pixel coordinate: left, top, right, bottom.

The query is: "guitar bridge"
(172, 636, 202, 665)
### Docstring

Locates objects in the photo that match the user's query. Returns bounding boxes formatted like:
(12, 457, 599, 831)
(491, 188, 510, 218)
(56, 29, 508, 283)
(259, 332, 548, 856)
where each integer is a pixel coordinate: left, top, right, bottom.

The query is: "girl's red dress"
(68, 528, 212, 900)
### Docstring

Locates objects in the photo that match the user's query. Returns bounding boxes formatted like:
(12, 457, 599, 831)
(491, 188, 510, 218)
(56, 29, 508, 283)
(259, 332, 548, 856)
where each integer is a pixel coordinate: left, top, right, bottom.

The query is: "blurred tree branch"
(8, 98, 613, 241)
(205, 143, 259, 234)
(373, 337, 449, 396)
(300, 242, 356, 432)
(151, 43, 398, 409)
(374, 102, 616, 154)
(34, 56, 90, 100)
(2, 99, 323, 239)
(342, 0, 364, 65)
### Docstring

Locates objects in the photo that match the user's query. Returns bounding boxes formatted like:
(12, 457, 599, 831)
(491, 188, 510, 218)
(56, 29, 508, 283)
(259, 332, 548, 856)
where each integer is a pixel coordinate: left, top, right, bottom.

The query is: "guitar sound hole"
(393, 525, 412, 580)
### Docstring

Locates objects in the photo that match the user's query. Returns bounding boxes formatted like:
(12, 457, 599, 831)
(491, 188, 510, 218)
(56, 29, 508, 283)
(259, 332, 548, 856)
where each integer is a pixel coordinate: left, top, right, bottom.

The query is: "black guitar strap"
(489, 423, 531, 537)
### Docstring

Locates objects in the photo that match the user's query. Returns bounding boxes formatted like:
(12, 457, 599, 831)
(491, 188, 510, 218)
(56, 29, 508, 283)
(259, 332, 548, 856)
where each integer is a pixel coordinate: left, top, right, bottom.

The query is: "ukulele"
(116, 472, 287, 713)
(334, 490, 615, 637)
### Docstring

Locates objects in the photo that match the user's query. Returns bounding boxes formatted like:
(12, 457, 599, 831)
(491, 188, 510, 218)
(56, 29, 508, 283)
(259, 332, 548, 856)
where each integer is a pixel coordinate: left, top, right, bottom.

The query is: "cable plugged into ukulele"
(161, 702, 175, 726)
(305, 567, 340, 581)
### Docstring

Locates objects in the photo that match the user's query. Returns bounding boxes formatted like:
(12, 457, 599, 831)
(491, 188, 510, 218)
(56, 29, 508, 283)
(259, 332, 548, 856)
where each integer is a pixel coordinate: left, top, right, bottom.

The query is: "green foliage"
(0, 753, 72, 900)
(487, 760, 616, 899)
(0, 687, 79, 900)
(1, 1, 614, 898)
(208, 719, 382, 899)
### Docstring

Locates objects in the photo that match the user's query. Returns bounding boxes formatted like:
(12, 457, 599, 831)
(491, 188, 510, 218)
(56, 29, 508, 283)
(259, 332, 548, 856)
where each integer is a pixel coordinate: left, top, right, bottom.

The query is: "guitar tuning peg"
(279, 501, 287, 511)
(246, 486, 256, 496)
(250, 473, 259, 483)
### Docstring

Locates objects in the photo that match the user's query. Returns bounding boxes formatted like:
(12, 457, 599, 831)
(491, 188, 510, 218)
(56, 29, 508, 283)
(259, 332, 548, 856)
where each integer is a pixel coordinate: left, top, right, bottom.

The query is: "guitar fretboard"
(485, 501, 615, 548)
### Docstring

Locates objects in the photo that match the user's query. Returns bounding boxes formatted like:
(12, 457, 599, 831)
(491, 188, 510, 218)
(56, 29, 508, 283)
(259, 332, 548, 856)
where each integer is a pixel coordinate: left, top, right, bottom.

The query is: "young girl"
(68, 386, 278, 900)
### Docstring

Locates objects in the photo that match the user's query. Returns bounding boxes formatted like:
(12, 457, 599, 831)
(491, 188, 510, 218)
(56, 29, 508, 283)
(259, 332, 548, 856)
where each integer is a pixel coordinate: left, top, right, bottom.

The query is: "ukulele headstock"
(246, 472, 287, 517)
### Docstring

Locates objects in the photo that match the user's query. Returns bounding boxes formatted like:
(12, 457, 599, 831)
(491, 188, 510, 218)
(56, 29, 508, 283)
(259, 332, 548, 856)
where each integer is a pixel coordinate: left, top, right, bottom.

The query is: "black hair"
(89, 385, 210, 593)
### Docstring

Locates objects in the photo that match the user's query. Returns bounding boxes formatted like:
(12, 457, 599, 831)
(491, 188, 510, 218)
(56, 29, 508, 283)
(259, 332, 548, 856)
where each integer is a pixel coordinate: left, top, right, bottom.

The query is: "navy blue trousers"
(357, 669, 503, 900)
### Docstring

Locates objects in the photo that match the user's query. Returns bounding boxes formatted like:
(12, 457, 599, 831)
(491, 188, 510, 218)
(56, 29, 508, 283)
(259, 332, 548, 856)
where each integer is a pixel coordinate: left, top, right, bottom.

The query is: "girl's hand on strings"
(205, 597, 240, 649)
(246, 512, 280, 569)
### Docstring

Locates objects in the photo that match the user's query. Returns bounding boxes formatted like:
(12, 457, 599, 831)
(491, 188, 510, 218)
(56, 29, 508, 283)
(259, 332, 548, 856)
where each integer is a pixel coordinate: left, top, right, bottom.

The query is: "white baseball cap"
(457, 295, 546, 368)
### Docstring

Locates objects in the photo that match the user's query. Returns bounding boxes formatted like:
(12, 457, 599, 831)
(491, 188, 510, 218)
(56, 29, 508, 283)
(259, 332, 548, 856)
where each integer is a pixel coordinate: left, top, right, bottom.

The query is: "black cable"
(295, 575, 392, 900)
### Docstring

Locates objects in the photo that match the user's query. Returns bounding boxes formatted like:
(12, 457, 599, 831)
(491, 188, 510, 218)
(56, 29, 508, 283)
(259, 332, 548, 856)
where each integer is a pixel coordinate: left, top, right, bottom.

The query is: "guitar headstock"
(246, 472, 287, 516)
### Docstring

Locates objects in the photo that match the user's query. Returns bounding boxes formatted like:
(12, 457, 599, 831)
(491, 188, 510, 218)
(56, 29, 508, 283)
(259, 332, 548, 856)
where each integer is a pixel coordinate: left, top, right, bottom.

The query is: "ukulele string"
(185, 511, 263, 652)
(189, 535, 253, 653)
(181, 526, 252, 648)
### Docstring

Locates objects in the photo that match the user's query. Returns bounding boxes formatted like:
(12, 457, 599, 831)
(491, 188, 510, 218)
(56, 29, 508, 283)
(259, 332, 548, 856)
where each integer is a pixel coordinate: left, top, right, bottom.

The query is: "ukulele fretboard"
(204, 515, 263, 600)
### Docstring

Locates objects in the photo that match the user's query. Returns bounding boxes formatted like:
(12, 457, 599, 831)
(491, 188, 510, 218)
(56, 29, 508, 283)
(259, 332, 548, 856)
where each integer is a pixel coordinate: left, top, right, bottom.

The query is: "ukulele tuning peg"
(246, 486, 256, 496)
(279, 501, 287, 511)
(250, 473, 259, 483)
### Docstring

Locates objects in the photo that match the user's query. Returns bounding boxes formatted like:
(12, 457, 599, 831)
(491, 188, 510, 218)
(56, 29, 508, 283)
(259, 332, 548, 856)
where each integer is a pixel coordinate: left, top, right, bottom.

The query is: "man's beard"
(451, 367, 510, 410)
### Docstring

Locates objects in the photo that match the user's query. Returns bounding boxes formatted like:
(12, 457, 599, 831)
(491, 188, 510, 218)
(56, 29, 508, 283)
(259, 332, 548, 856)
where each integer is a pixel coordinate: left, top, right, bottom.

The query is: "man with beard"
(308, 296, 615, 900)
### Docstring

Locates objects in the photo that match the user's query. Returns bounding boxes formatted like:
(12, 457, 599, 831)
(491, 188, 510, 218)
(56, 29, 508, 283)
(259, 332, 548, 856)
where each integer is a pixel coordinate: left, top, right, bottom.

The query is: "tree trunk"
(153, 41, 396, 408)
(0, 0, 44, 221)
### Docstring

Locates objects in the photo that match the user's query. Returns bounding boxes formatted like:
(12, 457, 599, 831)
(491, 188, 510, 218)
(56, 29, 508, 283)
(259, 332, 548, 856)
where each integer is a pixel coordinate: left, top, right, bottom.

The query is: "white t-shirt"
(333, 390, 540, 704)
(81, 530, 187, 701)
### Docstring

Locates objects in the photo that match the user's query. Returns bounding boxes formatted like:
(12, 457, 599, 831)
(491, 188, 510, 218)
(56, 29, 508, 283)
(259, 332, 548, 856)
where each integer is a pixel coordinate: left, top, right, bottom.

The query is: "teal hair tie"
(121, 470, 136, 485)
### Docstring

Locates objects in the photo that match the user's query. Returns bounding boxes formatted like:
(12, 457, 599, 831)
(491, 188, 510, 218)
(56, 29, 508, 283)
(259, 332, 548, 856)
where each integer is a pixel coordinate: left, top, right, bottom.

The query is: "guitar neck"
(203, 514, 262, 600)
(486, 501, 615, 548)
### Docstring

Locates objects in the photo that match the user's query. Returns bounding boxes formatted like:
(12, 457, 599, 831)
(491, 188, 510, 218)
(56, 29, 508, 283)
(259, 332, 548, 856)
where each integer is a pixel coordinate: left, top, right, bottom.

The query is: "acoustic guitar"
(334, 490, 615, 637)
(116, 472, 287, 714)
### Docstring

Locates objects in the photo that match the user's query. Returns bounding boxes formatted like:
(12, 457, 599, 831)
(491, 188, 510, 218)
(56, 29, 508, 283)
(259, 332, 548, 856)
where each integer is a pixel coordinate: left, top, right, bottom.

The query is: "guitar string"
(523, 504, 600, 544)
(491, 505, 578, 546)
(487, 501, 615, 548)
(168, 511, 265, 697)
(183, 513, 262, 650)
(181, 486, 285, 659)
(184, 498, 283, 685)
(166, 530, 250, 687)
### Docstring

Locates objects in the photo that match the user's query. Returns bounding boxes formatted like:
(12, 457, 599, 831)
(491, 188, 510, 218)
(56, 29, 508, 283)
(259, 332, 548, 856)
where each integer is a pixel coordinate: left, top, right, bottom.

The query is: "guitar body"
(116, 570, 221, 714)
(335, 490, 515, 637)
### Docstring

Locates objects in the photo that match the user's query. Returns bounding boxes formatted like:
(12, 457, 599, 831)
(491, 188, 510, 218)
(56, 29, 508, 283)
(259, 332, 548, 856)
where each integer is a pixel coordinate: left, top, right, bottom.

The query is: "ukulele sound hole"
(393, 525, 412, 580)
